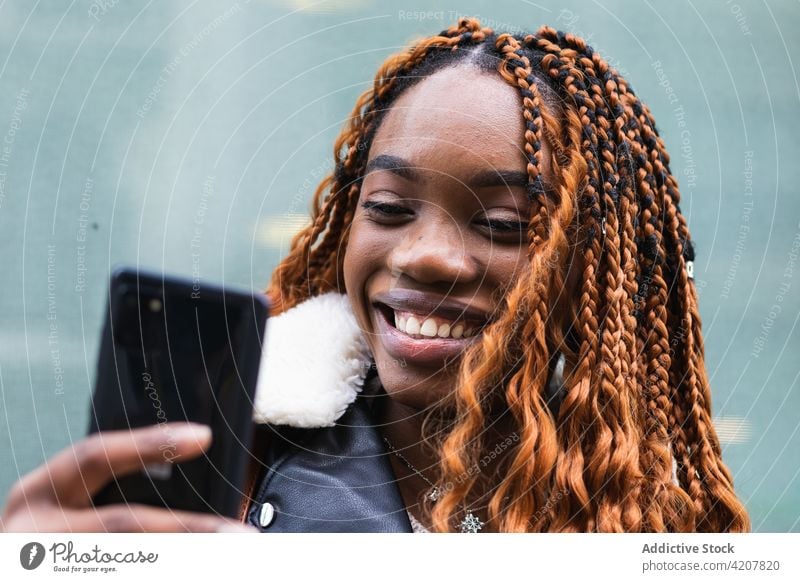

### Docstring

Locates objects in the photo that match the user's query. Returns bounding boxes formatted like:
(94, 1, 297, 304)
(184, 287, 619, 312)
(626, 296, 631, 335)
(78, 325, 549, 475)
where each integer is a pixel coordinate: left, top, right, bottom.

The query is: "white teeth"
(388, 308, 480, 339)
(420, 318, 438, 337)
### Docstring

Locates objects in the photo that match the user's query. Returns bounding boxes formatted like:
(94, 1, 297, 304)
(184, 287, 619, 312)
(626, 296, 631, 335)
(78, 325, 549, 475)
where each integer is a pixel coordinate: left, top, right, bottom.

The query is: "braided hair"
(265, 17, 750, 532)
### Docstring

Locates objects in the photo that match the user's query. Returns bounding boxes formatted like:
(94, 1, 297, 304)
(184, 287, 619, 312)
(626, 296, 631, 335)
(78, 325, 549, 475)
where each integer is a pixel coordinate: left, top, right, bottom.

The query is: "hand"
(0, 422, 257, 533)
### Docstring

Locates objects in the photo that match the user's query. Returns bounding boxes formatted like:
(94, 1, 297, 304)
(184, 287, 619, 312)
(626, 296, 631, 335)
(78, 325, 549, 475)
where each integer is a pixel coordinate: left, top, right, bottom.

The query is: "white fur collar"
(252, 292, 372, 428)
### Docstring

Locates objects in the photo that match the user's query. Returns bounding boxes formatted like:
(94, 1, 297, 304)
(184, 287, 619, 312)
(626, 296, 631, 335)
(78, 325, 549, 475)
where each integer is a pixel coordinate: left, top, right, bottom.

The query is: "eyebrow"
(363, 154, 532, 190)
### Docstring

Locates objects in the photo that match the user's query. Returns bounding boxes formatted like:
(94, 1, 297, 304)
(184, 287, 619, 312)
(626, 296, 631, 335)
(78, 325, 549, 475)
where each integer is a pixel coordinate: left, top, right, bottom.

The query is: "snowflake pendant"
(459, 512, 484, 533)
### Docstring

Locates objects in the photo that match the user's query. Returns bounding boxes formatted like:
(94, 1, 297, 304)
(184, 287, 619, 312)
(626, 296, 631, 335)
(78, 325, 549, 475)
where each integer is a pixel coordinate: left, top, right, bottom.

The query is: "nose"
(388, 214, 480, 285)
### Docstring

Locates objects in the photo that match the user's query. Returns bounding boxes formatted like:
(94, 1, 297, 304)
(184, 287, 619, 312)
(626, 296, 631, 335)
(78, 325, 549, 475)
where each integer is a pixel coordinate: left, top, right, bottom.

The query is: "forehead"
(369, 66, 526, 172)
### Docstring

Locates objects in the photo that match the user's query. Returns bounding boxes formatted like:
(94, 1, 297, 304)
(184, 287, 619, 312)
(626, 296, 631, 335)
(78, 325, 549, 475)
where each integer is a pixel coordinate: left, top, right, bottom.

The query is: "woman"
(1, 17, 750, 533)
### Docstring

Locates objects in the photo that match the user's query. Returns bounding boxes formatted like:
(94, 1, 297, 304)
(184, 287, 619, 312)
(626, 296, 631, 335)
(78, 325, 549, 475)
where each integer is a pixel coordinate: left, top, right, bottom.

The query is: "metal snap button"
(258, 502, 275, 528)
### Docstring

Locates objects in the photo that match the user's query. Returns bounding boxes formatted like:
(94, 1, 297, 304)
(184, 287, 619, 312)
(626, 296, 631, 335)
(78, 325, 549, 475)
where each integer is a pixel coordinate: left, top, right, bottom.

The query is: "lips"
(369, 289, 490, 367)
(371, 289, 490, 323)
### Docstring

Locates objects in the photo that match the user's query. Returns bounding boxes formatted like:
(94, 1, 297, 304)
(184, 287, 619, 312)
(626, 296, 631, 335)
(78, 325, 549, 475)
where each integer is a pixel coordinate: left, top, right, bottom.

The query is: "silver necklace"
(382, 436, 484, 533)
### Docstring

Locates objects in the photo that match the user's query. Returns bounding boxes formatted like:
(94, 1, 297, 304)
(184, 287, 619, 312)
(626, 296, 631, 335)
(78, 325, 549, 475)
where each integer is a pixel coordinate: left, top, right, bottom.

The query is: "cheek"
(344, 220, 381, 287)
(485, 247, 529, 301)
(342, 224, 365, 320)
(343, 219, 395, 323)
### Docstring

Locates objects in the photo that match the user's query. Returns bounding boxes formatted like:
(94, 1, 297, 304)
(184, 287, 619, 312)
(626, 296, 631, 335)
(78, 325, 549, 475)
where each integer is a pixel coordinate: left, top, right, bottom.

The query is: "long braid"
(667, 195, 750, 531)
(556, 32, 644, 533)
(608, 64, 693, 532)
(527, 27, 642, 532)
(488, 33, 569, 532)
(625, 91, 710, 531)
(592, 55, 659, 531)
(631, 91, 695, 533)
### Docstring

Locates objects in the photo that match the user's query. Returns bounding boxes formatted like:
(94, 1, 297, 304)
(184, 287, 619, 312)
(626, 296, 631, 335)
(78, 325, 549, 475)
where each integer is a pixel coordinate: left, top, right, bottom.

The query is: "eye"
(360, 200, 412, 218)
(473, 211, 529, 241)
(478, 218, 527, 233)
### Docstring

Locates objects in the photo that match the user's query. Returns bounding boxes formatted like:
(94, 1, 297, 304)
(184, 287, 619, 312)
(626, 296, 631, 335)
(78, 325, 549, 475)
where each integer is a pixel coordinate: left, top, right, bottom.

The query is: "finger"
(16, 423, 212, 505)
(5, 503, 257, 533)
(83, 504, 258, 533)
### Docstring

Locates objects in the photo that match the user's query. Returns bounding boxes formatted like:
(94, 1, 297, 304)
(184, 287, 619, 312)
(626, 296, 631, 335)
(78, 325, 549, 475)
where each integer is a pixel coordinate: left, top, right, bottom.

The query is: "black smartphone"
(87, 266, 269, 518)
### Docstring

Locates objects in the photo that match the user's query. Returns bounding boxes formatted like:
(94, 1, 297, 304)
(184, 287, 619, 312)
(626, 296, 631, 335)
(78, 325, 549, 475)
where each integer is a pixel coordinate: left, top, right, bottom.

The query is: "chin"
(374, 359, 457, 411)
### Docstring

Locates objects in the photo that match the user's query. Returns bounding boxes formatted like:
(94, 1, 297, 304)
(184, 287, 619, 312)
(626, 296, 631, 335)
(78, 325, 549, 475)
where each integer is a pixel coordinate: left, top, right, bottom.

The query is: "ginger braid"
(541, 30, 680, 532)
(514, 29, 635, 532)
(627, 88, 731, 531)
(636, 103, 747, 531)
(666, 181, 750, 531)
(264, 17, 750, 532)
(605, 56, 692, 531)
(626, 98, 700, 531)
(542, 30, 645, 533)
(427, 33, 574, 533)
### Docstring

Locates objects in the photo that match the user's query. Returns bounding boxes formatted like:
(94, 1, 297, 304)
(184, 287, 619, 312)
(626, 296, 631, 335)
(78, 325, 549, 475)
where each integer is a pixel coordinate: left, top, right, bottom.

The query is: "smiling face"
(343, 65, 555, 410)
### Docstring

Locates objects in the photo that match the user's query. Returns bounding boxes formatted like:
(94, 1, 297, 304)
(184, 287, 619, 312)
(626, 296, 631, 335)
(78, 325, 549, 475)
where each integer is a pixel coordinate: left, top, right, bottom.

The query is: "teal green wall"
(0, 1, 797, 531)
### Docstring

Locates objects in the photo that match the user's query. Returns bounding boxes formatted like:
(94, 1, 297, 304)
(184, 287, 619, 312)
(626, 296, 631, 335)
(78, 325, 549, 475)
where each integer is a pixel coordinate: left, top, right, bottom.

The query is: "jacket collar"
(253, 292, 372, 428)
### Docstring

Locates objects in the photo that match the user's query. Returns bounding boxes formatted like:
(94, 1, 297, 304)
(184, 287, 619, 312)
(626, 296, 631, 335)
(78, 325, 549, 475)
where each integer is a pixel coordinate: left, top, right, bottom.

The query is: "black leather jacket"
(244, 358, 566, 533)
(245, 366, 413, 532)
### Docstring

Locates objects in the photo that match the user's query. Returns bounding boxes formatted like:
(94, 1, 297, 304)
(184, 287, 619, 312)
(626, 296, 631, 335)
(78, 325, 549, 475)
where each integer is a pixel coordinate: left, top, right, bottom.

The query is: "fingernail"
(216, 522, 259, 533)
